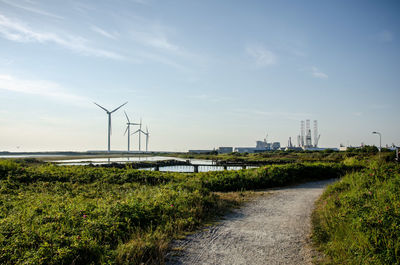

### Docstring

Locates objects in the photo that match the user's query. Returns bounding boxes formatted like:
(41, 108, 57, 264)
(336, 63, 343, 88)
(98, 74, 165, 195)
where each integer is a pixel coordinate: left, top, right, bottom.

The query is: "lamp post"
(372, 131, 381, 157)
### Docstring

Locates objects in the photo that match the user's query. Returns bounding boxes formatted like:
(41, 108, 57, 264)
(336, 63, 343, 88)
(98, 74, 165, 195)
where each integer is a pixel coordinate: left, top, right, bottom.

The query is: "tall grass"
(312, 161, 400, 264)
(0, 160, 357, 264)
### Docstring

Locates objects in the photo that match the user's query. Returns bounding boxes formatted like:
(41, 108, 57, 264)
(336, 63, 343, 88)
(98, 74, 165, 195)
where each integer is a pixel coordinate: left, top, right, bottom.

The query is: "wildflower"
(378, 219, 382, 224)
(77, 235, 81, 240)
(83, 214, 87, 218)
(368, 191, 372, 195)
(385, 206, 390, 211)
(170, 204, 174, 207)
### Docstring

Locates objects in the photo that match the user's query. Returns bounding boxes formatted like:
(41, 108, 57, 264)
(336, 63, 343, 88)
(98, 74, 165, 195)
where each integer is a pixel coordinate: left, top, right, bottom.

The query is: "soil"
(166, 179, 335, 265)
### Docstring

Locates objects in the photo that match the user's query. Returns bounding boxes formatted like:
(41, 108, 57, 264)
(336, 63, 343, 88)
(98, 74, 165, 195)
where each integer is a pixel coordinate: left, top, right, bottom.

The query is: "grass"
(0, 159, 359, 264)
(312, 160, 400, 264)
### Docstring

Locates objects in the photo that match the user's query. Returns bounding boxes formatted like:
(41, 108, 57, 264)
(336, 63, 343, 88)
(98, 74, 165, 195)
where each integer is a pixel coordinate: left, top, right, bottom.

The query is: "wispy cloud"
(246, 44, 277, 66)
(0, 73, 89, 105)
(0, 0, 64, 19)
(311, 67, 328, 79)
(129, 0, 150, 5)
(378, 30, 394, 43)
(139, 51, 188, 71)
(0, 14, 124, 60)
(234, 108, 311, 120)
(129, 25, 191, 57)
(188, 94, 230, 103)
(370, 104, 391, 110)
(90, 25, 118, 39)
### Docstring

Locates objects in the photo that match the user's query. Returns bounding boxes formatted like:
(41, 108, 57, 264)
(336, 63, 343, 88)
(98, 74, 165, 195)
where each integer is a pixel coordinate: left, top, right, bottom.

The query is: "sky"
(0, 0, 399, 152)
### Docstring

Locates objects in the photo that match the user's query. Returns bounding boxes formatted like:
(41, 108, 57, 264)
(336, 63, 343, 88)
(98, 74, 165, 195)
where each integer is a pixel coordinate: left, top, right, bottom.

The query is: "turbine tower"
(94, 101, 128, 152)
(144, 126, 150, 152)
(124, 111, 140, 152)
(132, 118, 146, 151)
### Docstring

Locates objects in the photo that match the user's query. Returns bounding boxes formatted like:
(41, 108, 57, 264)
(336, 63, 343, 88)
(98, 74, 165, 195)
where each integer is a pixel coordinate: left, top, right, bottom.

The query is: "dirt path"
(166, 179, 334, 265)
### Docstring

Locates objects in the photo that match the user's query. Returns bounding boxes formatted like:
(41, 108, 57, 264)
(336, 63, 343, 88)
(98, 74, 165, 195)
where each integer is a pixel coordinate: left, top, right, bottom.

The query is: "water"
(0, 154, 65, 158)
(51, 156, 179, 164)
(1, 154, 258, 172)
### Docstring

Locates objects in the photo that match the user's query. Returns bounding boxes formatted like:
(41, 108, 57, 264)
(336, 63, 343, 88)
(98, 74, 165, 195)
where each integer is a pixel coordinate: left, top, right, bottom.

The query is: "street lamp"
(372, 131, 382, 156)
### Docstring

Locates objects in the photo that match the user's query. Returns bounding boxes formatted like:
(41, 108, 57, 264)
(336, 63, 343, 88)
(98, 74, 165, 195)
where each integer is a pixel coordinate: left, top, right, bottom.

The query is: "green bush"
(0, 159, 360, 264)
(200, 163, 358, 192)
(312, 162, 400, 264)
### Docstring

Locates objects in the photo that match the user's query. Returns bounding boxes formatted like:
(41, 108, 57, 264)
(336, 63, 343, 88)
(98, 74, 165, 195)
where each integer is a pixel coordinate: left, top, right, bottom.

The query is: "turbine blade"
(124, 111, 130, 123)
(111, 101, 128, 113)
(124, 126, 128, 136)
(131, 129, 140, 135)
(94, 102, 109, 112)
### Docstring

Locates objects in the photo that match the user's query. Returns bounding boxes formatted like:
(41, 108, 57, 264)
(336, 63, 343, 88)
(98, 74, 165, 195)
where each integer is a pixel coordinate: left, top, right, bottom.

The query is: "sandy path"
(166, 179, 334, 265)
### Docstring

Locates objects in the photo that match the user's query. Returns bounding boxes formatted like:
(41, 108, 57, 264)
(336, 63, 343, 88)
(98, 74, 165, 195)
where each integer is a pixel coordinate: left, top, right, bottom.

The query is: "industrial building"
(188, 149, 216, 154)
(218, 147, 233, 154)
(234, 137, 281, 153)
(297, 120, 320, 150)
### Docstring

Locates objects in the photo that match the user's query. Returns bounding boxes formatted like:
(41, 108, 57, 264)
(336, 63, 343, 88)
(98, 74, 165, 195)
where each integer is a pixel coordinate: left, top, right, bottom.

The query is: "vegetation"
(169, 146, 394, 164)
(0, 158, 358, 264)
(312, 160, 400, 264)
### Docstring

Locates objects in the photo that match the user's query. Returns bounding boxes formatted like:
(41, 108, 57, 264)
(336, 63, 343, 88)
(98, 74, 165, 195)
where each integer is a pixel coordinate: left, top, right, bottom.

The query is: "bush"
(312, 162, 400, 264)
(0, 159, 360, 264)
(200, 163, 358, 192)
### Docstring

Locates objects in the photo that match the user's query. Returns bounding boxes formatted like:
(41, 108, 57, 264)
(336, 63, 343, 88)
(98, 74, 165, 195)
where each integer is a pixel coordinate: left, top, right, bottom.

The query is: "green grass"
(167, 146, 394, 165)
(312, 161, 400, 264)
(0, 159, 358, 264)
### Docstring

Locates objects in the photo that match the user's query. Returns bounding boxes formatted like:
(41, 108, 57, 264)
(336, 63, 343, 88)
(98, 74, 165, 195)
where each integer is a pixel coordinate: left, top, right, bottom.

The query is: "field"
(312, 159, 400, 264)
(0, 155, 358, 264)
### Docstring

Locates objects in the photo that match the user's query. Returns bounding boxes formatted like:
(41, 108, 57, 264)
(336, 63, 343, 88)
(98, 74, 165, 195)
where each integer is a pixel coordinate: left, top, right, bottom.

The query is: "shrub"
(312, 162, 400, 264)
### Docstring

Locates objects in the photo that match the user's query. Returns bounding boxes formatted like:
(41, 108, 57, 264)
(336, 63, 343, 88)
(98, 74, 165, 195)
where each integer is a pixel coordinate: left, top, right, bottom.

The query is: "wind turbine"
(94, 101, 128, 152)
(144, 126, 150, 152)
(132, 118, 146, 151)
(124, 111, 140, 152)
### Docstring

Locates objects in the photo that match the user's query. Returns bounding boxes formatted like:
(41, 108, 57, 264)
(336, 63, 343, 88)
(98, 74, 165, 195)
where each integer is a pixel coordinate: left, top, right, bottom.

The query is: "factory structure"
(233, 137, 281, 153)
(189, 119, 324, 154)
(295, 119, 320, 149)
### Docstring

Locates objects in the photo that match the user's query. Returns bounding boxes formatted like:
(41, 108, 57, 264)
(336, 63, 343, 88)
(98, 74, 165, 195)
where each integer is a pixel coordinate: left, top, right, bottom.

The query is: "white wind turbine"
(144, 126, 150, 152)
(94, 101, 128, 152)
(123, 111, 140, 152)
(132, 118, 146, 151)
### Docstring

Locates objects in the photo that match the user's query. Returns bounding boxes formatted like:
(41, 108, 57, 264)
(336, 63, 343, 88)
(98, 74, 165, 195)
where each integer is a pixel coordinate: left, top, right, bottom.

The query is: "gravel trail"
(166, 179, 334, 265)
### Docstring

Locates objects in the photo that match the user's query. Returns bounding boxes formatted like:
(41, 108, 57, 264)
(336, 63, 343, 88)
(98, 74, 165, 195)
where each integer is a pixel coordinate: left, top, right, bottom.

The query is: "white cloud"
(0, 0, 64, 19)
(378, 30, 393, 43)
(246, 45, 277, 66)
(129, 0, 150, 4)
(130, 27, 182, 53)
(187, 94, 230, 103)
(0, 74, 89, 105)
(0, 14, 124, 60)
(90, 25, 118, 39)
(234, 108, 312, 120)
(311, 67, 328, 79)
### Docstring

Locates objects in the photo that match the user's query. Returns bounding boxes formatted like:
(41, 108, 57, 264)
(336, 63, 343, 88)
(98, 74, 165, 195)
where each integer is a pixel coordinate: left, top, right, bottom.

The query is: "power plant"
(297, 119, 320, 149)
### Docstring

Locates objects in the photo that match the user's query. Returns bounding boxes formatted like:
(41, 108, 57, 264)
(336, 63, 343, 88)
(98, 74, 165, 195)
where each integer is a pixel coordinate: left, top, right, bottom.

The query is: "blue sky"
(0, 0, 399, 152)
